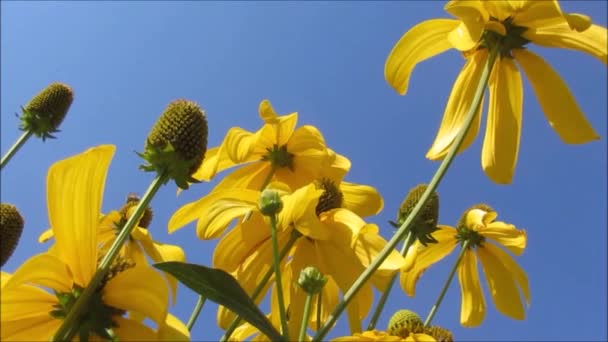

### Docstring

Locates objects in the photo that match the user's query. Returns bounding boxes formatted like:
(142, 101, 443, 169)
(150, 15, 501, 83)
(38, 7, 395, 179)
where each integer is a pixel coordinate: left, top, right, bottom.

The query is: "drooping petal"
(320, 208, 367, 242)
(482, 243, 530, 305)
(157, 314, 190, 341)
(477, 244, 526, 320)
(482, 56, 523, 184)
(426, 49, 487, 160)
(340, 181, 383, 217)
(280, 184, 328, 240)
(400, 226, 458, 297)
(1, 283, 57, 321)
(1, 315, 60, 341)
(524, 23, 607, 64)
(113, 316, 158, 341)
(321, 149, 351, 182)
(482, 222, 527, 256)
(47, 144, 115, 286)
(353, 230, 406, 291)
(223, 127, 261, 165)
(457, 250, 486, 327)
(513, 49, 600, 144)
(104, 266, 168, 325)
(3, 253, 72, 293)
(191, 146, 221, 182)
(444, 0, 489, 51)
(385, 19, 460, 95)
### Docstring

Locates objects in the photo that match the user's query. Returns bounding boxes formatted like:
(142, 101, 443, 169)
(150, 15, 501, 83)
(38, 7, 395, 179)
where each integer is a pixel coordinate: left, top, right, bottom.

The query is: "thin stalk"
(187, 295, 207, 331)
(316, 291, 322, 331)
(53, 173, 168, 341)
(269, 215, 289, 339)
(424, 240, 470, 327)
(299, 293, 314, 341)
(366, 231, 415, 330)
(313, 45, 499, 342)
(220, 230, 300, 342)
(0, 130, 32, 170)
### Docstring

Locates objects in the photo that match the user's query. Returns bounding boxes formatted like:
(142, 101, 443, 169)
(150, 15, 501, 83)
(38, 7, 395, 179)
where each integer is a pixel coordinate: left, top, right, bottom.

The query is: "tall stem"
(220, 230, 300, 342)
(313, 45, 499, 342)
(299, 293, 314, 341)
(53, 173, 168, 341)
(366, 231, 415, 330)
(0, 131, 32, 170)
(187, 295, 207, 331)
(269, 215, 289, 339)
(424, 240, 470, 327)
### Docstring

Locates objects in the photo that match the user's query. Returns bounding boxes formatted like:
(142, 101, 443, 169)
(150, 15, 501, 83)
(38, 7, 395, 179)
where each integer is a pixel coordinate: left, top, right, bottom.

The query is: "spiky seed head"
(393, 184, 439, 246)
(1, 203, 25, 266)
(387, 309, 424, 337)
(139, 99, 208, 189)
(424, 325, 454, 342)
(315, 178, 343, 216)
(297, 266, 327, 295)
(20, 82, 73, 140)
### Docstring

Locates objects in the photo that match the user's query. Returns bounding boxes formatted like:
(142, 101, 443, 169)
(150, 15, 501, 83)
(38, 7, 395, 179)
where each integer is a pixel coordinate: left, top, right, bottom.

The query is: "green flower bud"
(20, 82, 73, 140)
(391, 184, 439, 246)
(424, 325, 454, 342)
(1, 203, 25, 267)
(387, 309, 424, 338)
(139, 99, 208, 189)
(314, 178, 343, 216)
(297, 266, 327, 295)
(259, 189, 283, 216)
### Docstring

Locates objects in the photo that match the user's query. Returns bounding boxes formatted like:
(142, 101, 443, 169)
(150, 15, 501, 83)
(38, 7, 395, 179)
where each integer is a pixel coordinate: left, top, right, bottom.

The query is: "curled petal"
(482, 222, 526, 256)
(340, 181, 383, 218)
(385, 19, 460, 95)
(457, 250, 486, 327)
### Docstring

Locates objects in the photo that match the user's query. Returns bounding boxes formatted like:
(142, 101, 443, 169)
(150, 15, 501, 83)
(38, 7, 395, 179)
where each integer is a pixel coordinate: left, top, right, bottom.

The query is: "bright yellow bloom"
(386, 0, 606, 183)
(332, 330, 435, 342)
(401, 206, 529, 327)
(1, 145, 169, 341)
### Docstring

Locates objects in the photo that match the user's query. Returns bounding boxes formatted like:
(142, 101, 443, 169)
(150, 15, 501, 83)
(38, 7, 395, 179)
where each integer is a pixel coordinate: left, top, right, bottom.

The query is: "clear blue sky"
(1, 1, 606, 341)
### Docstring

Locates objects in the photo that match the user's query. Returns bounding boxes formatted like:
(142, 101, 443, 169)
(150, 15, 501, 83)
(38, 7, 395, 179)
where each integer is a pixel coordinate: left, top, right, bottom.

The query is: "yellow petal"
(400, 226, 458, 297)
(444, 1, 489, 51)
(426, 49, 487, 160)
(482, 243, 530, 305)
(1, 283, 57, 321)
(1, 271, 11, 288)
(340, 181, 383, 218)
(482, 56, 523, 184)
(565, 13, 592, 32)
(385, 19, 460, 95)
(513, 49, 600, 144)
(256, 112, 298, 148)
(512, 0, 565, 28)
(457, 250, 486, 327)
(1, 315, 60, 341)
(191, 145, 221, 181)
(280, 184, 327, 240)
(481, 222, 526, 256)
(224, 127, 261, 164)
(104, 265, 168, 325)
(524, 23, 607, 64)
(477, 244, 526, 320)
(157, 314, 190, 341)
(320, 149, 352, 182)
(113, 316, 158, 341)
(4, 253, 72, 293)
(47, 144, 115, 286)
(38, 228, 54, 243)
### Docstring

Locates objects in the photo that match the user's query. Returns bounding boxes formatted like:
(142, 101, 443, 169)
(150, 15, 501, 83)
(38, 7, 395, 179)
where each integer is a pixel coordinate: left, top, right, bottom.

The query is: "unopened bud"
(391, 184, 439, 246)
(1, 203, 25, 266)
(259, 189, 283, 216)
(297, 266, 327, 295)
(20, 82, 73, 140)
(388, 309, 424, 337)
(139, 99, 208, 189)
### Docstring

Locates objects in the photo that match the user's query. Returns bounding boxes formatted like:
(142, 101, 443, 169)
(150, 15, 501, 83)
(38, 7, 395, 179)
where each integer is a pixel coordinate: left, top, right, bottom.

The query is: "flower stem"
(0, 130, 32, 170)
(53, 173, 168, 342)
(220, 230, 300, 342)
(424, 240, 470, 327)
(187, 295, 207, 331)
(270, 214, 289, 339)
(316, 291, 322, 331)
(366, 231, 415, 330)
(313, 44, 499, 342)
(299, 293, 314, 341)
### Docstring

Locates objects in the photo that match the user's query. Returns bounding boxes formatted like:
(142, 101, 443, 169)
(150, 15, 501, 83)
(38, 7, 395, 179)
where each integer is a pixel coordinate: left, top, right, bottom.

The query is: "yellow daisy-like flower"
(333, 330, 435, 342)
(386, 0, 606, 183)
(0, 145, 169, 341)
(401, 205, 529, 327)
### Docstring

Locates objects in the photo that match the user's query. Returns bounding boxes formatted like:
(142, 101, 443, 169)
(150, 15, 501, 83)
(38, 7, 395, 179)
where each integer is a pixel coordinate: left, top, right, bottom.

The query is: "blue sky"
(1, 1, 606, 341)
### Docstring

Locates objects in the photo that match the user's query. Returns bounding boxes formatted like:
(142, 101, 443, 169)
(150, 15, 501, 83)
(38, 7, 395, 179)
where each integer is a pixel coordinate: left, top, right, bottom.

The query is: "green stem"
(313, 45, 499, 342)
(220, 230, 300, 342)
(366, 231, 415, 330)
(299, 293, 314, 341)
(53, 173, 168, 341)
(270, 215, 289, 339)
(187, 295, 207, 331)
(316, 291, 322, 332)
(0, 130, 32, 170)
(424, 240, 470, 327)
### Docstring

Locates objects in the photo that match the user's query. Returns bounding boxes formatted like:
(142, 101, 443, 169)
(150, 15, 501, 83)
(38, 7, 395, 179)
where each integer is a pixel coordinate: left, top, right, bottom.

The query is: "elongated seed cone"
(394, 184, 439, 246)
(1, 203, 25, 267)
(20, 82, 73, 140)
(424, 325, 454, 342)
(388, 309, 424, 337)
(140, 99, 208, 189)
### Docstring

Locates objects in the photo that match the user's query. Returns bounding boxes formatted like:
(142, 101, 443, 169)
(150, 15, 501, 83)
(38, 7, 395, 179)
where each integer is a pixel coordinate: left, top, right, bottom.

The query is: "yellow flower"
(401, 206, 529, 326)
(0, 145, 169, 341)
(332, 330, 435, 342)
(386, 0, 606, 183)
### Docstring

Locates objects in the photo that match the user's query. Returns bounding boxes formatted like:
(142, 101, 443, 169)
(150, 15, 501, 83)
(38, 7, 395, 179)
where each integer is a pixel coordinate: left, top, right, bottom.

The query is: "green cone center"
(262, 144, 294, 170)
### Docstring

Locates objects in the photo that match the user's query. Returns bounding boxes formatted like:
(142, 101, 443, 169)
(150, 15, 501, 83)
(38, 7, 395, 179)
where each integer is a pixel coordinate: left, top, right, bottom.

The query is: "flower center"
(455, 225, 486, 249)
(113, 194, 154, 234)
(314, 178, 343, 216)
(262, 144, 294, 170)
(482, 17, 530, 58)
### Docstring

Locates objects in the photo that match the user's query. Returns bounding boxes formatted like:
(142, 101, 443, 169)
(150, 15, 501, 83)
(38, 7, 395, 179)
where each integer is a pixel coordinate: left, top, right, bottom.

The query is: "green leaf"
(154, 262, 283, 341)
